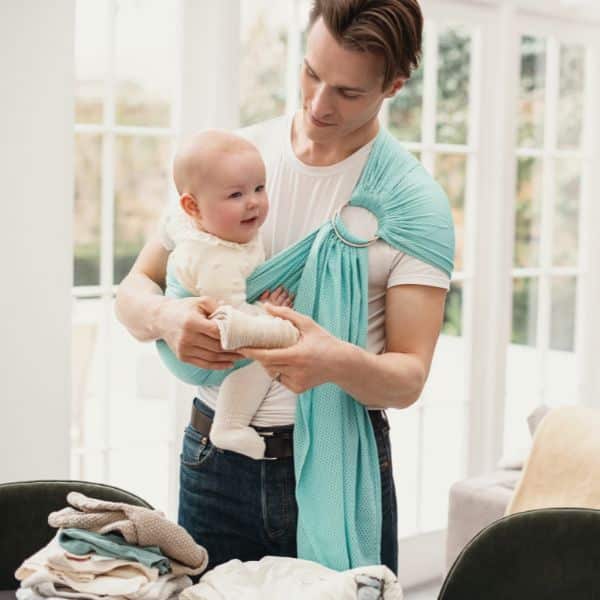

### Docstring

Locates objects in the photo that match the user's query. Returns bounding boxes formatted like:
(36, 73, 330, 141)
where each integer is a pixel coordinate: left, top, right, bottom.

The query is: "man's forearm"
(114, 273, 168, 342)
(329, 341, 426, 410)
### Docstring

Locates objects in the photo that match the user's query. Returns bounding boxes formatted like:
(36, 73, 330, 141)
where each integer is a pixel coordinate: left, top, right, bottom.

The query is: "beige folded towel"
(48, 492, 207, 573)
(506, 405, 600, 515)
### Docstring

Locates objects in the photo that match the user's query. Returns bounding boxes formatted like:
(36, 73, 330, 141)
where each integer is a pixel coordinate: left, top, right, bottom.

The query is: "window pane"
(436, 26, 471, 145)
(71, 298, 105, 454)
(115, 0, 176, 127)
(514, 158, 543, 268)
(553, 159, 581, 267)
(109, 445, 170, 512)
(71, 297, 174, 510)
(421, 403, 466, 531)
(443, 281, 462, 336)
(240, 0, 289, 126)
(558, 45, 585, 150)
(504, 342, 541, 459)
(74, 134, 102, 286)
(388, 406, 419, 536)
(550, 276, 576, 352)
(114, 136, 171, 284)
(75, 0, 107, 124)
(545, 347, 578, 408)
(423, 317, 467, 529)
(512, 277, 538, 346)
(435, 153, 466, 272)
(71, 313, 98, 452)
(517, 36, 546, 148)
(107, 302, 172, 511)
(389, 62, 423, 143)
(71, 451, 105, 483)
(299, 0, 312, 56)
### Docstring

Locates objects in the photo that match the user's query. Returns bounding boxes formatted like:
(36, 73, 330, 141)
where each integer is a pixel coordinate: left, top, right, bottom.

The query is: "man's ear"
(180, 193, 201, 218)
(384, 76, 406, 99)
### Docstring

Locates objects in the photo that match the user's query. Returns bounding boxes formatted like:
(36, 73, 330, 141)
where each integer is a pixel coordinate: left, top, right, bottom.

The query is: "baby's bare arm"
(115, 237, 241, 368)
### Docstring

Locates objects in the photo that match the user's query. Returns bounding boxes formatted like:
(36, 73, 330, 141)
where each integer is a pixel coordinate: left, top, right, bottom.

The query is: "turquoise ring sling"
(157, 127, 455, 570)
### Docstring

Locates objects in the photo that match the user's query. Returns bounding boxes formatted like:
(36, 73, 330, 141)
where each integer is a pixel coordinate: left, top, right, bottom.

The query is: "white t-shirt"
(173, 114, 450, 426)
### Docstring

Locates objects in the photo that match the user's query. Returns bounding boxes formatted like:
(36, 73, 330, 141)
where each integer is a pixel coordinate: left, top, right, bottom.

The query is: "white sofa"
(446, 468, 520, 570)
(445, 405, 550, 571)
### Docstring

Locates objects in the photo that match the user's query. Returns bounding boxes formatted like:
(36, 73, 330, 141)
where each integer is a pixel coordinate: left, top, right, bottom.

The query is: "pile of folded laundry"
(14, 490, 403, 599)
(14, 491, 208, 600)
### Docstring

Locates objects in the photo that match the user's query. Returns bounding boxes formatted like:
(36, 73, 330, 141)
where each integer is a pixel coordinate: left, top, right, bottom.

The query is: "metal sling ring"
(330, 204, 380, 248)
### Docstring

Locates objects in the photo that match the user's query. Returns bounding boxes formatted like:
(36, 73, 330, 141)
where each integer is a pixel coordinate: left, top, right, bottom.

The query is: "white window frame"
(508, 11, 600, 407)
(72, 0, 177, 499)
(501, 13, 598, 456)
(400, 0, 600, 587)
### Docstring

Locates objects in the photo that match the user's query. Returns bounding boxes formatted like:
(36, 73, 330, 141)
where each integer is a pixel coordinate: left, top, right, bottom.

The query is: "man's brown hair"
(308, 0, 423, 88)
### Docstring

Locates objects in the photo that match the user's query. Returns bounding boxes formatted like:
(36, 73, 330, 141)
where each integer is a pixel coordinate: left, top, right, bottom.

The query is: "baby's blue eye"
(255, 185, 265, 193)
(229, 191, 243, 199)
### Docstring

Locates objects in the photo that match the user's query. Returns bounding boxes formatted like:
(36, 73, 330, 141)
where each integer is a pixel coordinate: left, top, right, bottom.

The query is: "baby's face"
(193, 148, 268, 244)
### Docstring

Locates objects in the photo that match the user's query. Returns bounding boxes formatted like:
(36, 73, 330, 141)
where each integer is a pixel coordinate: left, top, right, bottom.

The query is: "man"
(116, 0, 450, 575)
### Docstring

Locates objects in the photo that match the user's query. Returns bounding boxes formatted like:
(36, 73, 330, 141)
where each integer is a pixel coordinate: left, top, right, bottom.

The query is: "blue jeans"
(178, 397, 398, 574)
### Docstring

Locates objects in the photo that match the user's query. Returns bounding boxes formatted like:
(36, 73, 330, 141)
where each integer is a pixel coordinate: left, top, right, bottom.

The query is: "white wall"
(176, 0, 240, 135)
(0, 1, 75, 481)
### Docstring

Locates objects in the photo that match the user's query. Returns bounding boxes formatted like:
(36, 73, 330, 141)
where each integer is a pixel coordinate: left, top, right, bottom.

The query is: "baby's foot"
(210, 425, 266, 460)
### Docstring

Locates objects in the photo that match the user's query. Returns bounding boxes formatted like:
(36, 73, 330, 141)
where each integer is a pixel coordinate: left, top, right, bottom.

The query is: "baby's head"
(173, 130, 268, 244)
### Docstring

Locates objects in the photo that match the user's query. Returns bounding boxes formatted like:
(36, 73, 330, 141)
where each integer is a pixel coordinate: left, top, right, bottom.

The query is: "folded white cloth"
(18, 568, 150, 597)
(180, 555, 402, 600)
(15, 532, 193, 600)
(16, 591, 183, 600)
(16, 573, 190, 600)
(16, 533, 157, 586)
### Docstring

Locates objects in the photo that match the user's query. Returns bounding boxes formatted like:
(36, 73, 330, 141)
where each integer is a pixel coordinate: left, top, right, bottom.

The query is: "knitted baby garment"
(48, 491, 208, 573)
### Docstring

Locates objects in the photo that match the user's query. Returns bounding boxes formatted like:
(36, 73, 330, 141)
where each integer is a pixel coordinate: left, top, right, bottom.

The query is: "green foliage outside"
(74, 241, 144, 286)
(443, 285, 462, 336)
(240, 14, 287, 127)
(436, 28, 470, 145)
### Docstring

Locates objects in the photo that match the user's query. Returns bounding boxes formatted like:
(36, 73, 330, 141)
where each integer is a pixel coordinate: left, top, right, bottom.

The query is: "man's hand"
(157, 296, 242, 370)
(238, 304, 345, 394)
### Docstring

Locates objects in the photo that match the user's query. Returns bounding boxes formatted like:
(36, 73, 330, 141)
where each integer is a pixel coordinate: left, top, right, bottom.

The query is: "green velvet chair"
(0, 480, 153, 591)
(438, 507, 600, 599)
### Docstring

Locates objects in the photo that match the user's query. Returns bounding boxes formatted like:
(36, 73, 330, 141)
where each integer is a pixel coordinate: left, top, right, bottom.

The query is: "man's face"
(300, 17, 402, 143)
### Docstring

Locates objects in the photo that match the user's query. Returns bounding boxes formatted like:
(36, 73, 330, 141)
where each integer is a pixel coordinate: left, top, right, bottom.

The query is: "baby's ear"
(180, 193, 201, 218)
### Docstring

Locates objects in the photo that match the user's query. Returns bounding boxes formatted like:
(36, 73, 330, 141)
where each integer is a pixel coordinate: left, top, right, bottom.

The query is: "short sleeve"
(387, 252, 450, 290)
(157, 204, 176, 251)
(158, 204, 194, 252)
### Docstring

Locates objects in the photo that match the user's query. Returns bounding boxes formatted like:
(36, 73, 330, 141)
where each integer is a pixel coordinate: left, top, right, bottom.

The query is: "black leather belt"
(190, 402, 389, 460)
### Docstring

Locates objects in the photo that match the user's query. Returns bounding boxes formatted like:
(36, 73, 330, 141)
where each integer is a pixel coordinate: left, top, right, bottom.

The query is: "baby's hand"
(260, 286, 294, 308)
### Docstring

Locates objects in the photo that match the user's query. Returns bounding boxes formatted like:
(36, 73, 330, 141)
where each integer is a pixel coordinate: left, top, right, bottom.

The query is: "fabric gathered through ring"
(330, 204, 379, 248)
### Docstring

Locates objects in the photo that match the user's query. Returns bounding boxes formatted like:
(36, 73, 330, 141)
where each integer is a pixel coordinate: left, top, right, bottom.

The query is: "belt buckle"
(259, 431, 279, 461)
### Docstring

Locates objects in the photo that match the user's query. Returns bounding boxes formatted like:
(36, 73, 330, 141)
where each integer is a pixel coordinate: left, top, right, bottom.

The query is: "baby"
(162, 130, 299, 460)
